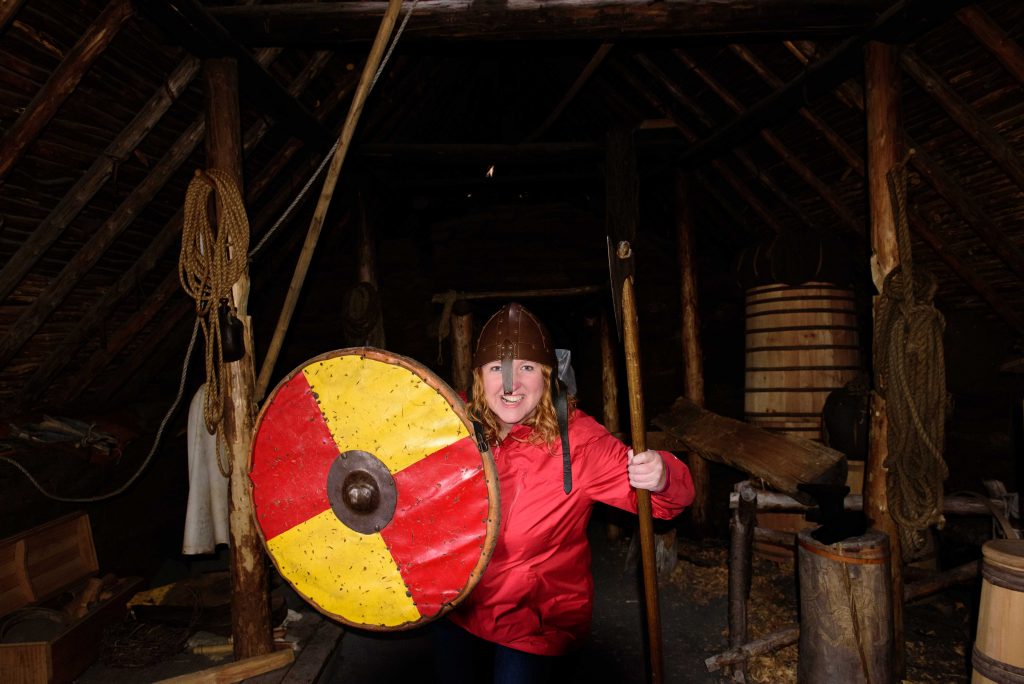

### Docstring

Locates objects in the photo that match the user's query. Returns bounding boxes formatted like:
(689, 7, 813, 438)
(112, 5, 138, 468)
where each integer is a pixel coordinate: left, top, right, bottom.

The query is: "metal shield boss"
(249, 348, 499, 630)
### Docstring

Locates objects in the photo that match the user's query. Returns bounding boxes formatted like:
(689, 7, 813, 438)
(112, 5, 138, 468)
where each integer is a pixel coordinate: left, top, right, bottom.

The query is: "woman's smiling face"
(481, 359, 546, 437)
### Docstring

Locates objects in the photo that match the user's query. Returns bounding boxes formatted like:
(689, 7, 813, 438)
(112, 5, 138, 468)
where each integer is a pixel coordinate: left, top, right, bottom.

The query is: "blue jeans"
(431, 618, 565, 684)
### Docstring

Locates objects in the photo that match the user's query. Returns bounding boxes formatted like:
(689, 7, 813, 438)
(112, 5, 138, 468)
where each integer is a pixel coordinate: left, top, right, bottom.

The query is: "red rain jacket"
(449, 410, 695, 655)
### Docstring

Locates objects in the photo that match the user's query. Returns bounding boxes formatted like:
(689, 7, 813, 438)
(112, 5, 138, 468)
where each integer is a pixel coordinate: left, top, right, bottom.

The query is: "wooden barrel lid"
(982, 539, 1024, 571)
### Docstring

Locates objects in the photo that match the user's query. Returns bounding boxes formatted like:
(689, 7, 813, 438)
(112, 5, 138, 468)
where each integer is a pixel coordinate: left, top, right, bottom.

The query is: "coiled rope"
(873, 155, 949, 553)
(179, 169, 250, 474)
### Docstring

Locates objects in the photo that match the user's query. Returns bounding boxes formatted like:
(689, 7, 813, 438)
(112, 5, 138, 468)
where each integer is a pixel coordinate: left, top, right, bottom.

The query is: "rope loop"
(180, 169, 251, 475)
(875, 161, 949, 554)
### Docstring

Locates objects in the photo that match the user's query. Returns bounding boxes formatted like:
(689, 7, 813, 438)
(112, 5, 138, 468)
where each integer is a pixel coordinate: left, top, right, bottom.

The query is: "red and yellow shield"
(249, 348, 498, 630)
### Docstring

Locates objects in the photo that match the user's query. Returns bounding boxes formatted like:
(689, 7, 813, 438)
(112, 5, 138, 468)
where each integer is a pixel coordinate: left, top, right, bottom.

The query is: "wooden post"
(864, 40, 904, 678)
(674, 172, 710, 537)
(205, 57, 273, 660)
(450, 300, 473, 393)
(600, 308, 624, 541)
(355, 190, 386, 348)
(728, 483, 757, 680)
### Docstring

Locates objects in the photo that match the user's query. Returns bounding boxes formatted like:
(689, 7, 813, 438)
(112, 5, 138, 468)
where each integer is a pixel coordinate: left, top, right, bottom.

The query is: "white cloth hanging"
(182, 384, 230, 554)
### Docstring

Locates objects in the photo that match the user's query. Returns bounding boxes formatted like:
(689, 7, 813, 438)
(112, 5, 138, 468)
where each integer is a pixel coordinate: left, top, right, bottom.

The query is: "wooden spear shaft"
(255, 0, 403, 399)
(621, 271, 664, 684)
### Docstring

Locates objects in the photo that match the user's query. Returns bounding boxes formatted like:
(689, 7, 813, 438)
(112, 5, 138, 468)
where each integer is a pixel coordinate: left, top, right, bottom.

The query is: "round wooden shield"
(249, 348, 499, 630)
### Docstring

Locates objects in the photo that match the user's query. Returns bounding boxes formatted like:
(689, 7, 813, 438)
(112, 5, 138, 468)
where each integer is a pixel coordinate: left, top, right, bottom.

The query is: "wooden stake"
(256, 0, 404, 398)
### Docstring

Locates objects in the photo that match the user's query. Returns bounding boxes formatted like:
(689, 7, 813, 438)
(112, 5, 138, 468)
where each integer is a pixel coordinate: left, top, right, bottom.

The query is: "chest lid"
(0, 512, 98, 617)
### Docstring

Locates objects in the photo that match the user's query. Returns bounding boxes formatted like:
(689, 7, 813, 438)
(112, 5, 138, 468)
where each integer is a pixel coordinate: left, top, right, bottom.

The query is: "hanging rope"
(179, 169, 250, 474)
(873, 155, 949, 554)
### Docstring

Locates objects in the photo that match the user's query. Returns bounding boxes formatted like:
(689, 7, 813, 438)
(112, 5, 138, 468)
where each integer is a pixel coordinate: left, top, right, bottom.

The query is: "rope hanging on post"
(179, 169, 251, 473)
(873, 157, 949, 553)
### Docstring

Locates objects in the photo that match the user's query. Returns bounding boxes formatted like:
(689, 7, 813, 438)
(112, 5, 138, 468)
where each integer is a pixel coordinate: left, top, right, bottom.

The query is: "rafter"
(901, 47, 1024, 194)
(0, 0, 134, 181)
(608, 60, 786, 234)
(526, 43, 613, 142)
(674, 48, 863, 235)
(0, 55, 201, 305)
(957, 5, 1024, 85)
(139, 0, 330, 148)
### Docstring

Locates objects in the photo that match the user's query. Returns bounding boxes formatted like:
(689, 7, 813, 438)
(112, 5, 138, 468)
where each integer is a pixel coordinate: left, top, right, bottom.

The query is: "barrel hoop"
(983, 562, 1024, 592)
(745, 365, 864, 372)
(745, 387, 844, 393)
(745, 411, 824, 418)
(746, 344, 862, 353)
(745, 293, 856, 305)
(972, 645, 1024, 684)
(798, 539, 888, 565)
(747, 283, 853, 294)
(746, 307, 856, 319)
(746, 324, 861, 334)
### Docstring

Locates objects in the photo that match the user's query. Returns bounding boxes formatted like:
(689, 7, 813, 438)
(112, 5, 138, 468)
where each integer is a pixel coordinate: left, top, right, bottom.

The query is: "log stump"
(797, 529, 893, 683)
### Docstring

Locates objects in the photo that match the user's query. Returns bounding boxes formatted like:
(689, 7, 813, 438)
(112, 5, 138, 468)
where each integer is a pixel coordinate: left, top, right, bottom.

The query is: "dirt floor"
(70, 512, 978, 683)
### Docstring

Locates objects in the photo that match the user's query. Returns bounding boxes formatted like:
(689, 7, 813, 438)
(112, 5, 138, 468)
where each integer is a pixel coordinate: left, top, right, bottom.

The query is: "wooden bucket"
(744, 282, 861, 440)
(972, 539, 1024, 683)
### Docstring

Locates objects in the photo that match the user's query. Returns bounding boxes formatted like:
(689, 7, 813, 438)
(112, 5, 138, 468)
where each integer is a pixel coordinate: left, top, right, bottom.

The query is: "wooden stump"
(797, 529, 893, 683)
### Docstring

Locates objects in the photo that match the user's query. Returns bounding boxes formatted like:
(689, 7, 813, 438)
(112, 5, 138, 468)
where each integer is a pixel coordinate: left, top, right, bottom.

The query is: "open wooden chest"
(0, 512, 142, 683)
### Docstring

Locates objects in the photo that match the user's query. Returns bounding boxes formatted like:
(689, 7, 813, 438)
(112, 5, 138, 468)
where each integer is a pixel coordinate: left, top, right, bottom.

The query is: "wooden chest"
(0, 512, 142, 683)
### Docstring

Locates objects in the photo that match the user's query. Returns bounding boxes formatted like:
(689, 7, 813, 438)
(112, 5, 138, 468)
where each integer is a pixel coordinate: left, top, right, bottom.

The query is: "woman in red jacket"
(435, 302, 695, 684)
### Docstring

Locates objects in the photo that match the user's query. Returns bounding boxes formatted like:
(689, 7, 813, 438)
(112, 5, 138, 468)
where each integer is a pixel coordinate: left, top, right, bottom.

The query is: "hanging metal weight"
(249, 348, 500, 630)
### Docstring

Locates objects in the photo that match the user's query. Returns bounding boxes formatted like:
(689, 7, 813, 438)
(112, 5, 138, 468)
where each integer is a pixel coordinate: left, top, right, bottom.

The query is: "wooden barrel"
(972, 539, 1024, 683)
(744, 282, 862, 440)
(797, 529, 893, 683)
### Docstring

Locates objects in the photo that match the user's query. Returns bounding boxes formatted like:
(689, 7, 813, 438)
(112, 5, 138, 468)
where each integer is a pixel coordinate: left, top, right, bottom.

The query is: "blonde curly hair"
(466, 365, 575, 447)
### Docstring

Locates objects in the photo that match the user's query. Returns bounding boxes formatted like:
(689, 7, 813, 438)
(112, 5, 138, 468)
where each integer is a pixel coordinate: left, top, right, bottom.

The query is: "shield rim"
(249, 346, 500, 631)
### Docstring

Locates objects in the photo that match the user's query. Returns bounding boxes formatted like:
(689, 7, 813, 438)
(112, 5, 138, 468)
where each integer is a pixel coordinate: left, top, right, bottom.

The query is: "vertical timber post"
(674, 171, 710, 537)
(356, 189, 386, 348)
(865, 40, 904, 678)
(451, 300, 473, 394)
(600, 308, 624, 541)
(204, 57, 273, 660)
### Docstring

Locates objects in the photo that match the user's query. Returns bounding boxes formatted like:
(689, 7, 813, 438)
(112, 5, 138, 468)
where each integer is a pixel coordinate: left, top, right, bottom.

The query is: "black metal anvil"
(798, 482, 868, 545)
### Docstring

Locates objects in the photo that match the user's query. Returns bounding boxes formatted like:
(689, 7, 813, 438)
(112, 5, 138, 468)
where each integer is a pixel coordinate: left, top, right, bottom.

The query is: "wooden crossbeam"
(209, 0, 887, 45)
(526, 43, 613, 142)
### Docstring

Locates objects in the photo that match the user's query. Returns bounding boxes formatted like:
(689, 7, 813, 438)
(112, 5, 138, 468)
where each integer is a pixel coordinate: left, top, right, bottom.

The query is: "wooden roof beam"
(608, 60, 786, 234)
(909, 145, 1024, 283)
(0, 55, 201, 305)
(140, 0, 330, 149)
(0, 0, 27, 32)
(0, 0, 134, 182)
(901, 47, 1024, 194)
(957, 5, 1024, 85)
(209, 0, 888, 46)
(526, 43, 613, 142)
(675, 0, 973, 168)
(22, 52, 337, 406)
(674, 48, 863, 235)
(0, 118, 207, 371)
(632, 53, 818, 231)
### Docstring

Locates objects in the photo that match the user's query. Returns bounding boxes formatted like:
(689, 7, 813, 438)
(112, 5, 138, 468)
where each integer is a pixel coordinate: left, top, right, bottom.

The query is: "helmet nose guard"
(473, 303, 557, 395)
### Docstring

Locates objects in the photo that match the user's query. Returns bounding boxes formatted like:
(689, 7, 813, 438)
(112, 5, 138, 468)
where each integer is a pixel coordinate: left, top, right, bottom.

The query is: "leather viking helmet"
(472, 302, 556, 369)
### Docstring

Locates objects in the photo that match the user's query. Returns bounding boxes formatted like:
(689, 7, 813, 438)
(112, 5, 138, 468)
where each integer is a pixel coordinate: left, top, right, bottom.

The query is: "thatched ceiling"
(0, 0, 1023, 420)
